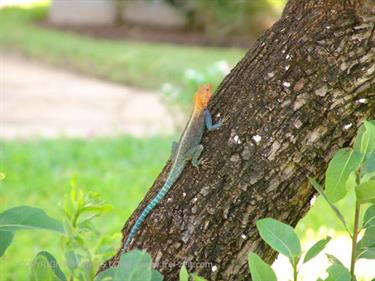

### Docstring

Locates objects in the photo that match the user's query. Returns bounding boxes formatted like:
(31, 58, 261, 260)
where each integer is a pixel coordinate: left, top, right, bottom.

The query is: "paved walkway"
(0, 54, 175, 139)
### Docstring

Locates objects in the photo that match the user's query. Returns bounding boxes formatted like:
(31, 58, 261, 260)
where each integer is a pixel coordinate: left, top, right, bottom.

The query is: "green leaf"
(325, 148, 362, 202)
(114, 250, 152, 281)
(303, 236, 331, 263)
(30, 251, 67, 281)
(354, 120, 375, 162)
(179, 265, 189, 281)
(358, 247, 375, 260)
(308, 177, 350, 234)
(357, 226, 375, 259)
(361, 151, 375, 182)
(248, 252, 277, 281)
(0, 230, 14, 257)
(0, 172, 5, 181)
(322, 264, 351, 281)
(150, 270, 163, 281)
(94, 268, 115, 281)
(256, 218, 301, 265)
(326, 254, 344, 266)
(0, 206, 64, 233)
(363, 204, 375, 228)
(192, 274, 207, 281)
(64, 250, 79, 271)
(355, 180, 375, 203)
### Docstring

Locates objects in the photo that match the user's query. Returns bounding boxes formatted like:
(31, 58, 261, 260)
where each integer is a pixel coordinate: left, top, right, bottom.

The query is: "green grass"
(0, 137, 357, 280)
(0, 3, 244, 90)
(0, 136, 171, 281)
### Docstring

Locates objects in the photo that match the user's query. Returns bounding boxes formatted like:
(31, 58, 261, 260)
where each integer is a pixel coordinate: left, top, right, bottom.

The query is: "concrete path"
(0, 54, 175, 139)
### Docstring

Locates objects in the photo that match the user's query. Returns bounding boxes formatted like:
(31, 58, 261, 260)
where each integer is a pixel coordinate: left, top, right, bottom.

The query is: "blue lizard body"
(122, 84, 222, 252)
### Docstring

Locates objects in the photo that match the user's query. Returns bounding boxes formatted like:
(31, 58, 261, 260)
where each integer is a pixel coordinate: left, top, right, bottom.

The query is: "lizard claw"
(198, 158, 212, 170)
(219, 115, 229, 126)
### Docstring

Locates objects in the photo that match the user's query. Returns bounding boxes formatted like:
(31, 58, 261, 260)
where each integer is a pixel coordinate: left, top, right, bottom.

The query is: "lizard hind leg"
(186, 144, 204, 167)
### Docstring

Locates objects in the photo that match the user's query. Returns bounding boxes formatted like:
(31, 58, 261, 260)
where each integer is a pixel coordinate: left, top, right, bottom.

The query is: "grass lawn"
(0, 137, 356, 280)
(0, 3, 244, 91)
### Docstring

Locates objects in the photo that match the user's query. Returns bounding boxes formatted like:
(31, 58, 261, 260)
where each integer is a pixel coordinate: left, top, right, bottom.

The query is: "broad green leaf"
(192, 274, 207, 281)
(30, 251, 67, 281)
(326, 254, 344, 266)
(354, 121, 375, 161)
(361, 151, 375, 182)
(114, 250, 152, 281)
(248, 252, 277, 281)
(355, 180, 375, 203)
(303, 236, 331, 263)
(0, 230, 14, 257)
(363, 204, 375, 228)
(0, 206, 64, 233)
(0, 172, 5, 181)
(308, 177, 349, 233)
(179, 265, 189, 281)
(358, 247, 375, 260)
(323, 264, 351, 281)
(94, 268, 115, 281)
(357, 226, 375, 259)
(64, 250, 79, 271)
(150, 270, 163, 281)
(256, 218, 301, 264)
(325, 148, 362, 202)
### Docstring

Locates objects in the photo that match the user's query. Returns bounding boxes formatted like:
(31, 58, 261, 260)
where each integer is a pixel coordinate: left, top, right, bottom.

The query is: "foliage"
(61, 177, 114, 281)
(0, 136, 170, 280)
(0, 4, 243, 94)
(0, 178, 116, 281)
(30, 251, 67, 281)
(0, 206, 64, 256)
(249, 120, 375, 281)
(173, 0, 285, 39)
(96, 250, 162, 281)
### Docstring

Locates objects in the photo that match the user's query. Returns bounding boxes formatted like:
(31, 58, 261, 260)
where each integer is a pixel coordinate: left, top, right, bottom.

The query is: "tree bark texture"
(100, 0, 374, 280)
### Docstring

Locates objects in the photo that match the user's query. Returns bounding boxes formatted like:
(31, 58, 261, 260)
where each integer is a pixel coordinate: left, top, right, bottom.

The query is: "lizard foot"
(198, 158, 212, 170)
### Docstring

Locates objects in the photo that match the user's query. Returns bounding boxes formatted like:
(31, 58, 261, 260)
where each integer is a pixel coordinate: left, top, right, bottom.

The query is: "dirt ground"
(0, 54, 176, 139)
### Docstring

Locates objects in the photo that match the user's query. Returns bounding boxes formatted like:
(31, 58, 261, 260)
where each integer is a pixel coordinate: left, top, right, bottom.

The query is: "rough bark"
(100, 0, 374, 280)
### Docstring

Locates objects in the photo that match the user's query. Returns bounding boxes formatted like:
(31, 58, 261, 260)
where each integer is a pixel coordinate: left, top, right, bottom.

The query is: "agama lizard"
(122, 84, 223, 251)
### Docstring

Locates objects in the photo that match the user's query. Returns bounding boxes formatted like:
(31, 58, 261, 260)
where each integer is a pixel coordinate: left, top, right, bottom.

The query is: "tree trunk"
(100, 0, 374, 280)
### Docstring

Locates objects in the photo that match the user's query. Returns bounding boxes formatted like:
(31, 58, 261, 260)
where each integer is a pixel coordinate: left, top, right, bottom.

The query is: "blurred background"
(0, 0, 373, 280)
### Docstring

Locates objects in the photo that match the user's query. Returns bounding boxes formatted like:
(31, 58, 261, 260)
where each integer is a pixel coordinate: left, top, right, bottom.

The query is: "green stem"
(293, 262, 298, 281)
(350, 202, 360, 280)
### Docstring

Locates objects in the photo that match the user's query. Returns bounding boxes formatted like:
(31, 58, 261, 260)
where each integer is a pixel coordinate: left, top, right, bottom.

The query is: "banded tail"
(122, 178, 173, 251)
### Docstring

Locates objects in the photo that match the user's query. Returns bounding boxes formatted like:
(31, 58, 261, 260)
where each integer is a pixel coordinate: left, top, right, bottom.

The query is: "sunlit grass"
(0, 136, 171, 280)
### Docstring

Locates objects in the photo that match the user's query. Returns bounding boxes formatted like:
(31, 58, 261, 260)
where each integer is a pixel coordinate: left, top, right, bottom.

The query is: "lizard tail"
(122, 178, 173, 252)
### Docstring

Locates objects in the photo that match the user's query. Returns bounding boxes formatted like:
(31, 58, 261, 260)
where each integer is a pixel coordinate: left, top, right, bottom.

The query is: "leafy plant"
(0, 205, 64, 257)
(248, 120, 375, 281)
(249, 218, 331, 281)
(177, 264, 208, 281)
(309, 120, 375, 280)
(30, 251, 67, 281)
(95, 250, 162, 281)
(60, 176, 114, 281)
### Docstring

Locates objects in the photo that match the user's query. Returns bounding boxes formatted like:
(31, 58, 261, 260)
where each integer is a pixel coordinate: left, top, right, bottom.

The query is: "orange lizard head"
(194, 84, 212, 111)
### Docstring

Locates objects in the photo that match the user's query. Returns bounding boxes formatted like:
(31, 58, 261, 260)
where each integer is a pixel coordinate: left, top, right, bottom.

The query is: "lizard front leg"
(204, 109, 223, 131)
